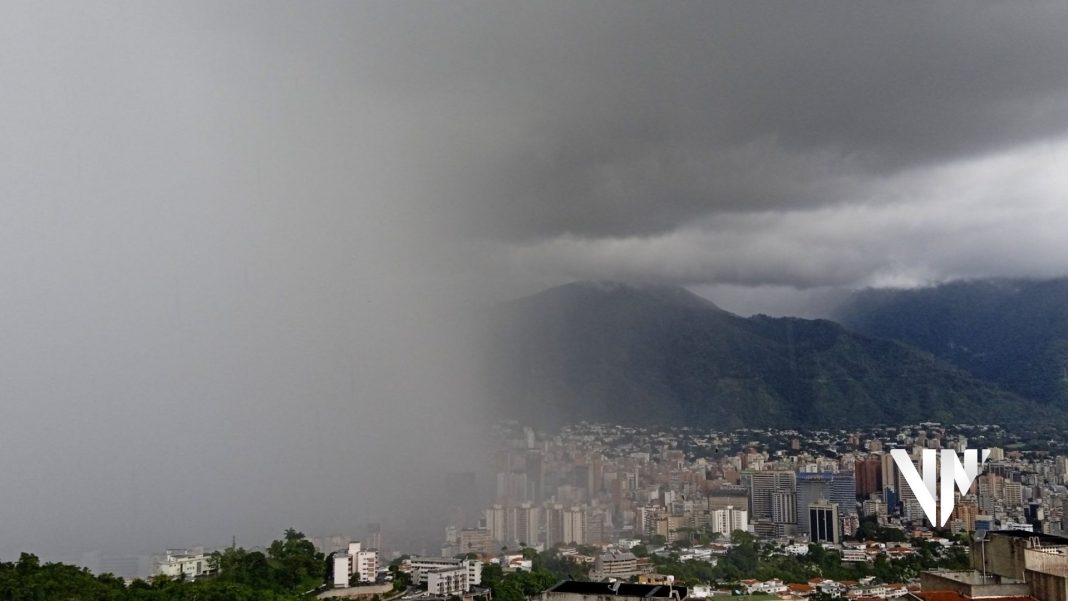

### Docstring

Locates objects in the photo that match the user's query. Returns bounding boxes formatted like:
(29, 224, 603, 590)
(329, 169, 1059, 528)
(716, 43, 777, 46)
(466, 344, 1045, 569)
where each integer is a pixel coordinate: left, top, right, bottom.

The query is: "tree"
(267, 528, 325, 591)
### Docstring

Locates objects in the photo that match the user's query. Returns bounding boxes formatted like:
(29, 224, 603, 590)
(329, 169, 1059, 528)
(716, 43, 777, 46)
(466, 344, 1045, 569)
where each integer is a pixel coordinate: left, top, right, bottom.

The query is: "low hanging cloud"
(503, 139, 1068, 290)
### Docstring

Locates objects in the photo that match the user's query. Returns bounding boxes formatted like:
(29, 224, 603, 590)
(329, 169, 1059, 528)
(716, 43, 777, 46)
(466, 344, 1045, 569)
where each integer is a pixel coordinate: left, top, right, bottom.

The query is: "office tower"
(771, 491, 797, 525)
(484, 504, 507, 544)
(856, 456, 883, 498)
(743, 470, 796, 520)
(809, 500, 840, 544)
(797, 474, 829, 536)
(831, 471, 858, 515)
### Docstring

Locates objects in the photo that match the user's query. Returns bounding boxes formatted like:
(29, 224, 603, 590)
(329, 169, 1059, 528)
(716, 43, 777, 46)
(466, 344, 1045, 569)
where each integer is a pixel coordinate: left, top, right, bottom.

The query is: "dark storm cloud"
(205, 1, 1068, 242)
(439, 2, 1068, 241)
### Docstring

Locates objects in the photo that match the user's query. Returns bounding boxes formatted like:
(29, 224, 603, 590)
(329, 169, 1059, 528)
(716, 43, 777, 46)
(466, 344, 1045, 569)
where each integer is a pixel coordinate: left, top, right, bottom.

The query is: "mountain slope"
(484, 281, 1042, 428)
(836, 278, 1068, 406)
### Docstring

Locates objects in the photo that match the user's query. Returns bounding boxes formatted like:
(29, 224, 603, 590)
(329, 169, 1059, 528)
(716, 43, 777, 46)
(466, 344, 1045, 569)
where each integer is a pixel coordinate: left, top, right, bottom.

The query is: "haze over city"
(3, 1, 1068, 569)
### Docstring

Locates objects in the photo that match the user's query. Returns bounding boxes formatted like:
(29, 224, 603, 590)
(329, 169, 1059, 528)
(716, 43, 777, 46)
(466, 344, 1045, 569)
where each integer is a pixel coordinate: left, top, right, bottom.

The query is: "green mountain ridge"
(485, 281, 1052, 428)
(836, 277, 1068, 406)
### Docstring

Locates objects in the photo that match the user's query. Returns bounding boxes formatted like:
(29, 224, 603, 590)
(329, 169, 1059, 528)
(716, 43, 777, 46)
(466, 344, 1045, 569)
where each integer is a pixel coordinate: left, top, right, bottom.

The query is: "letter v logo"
(891, 448, 990, 526)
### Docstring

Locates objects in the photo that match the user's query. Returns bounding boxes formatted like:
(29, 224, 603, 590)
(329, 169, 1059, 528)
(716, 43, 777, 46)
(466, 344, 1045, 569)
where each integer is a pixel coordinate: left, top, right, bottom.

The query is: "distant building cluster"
(146, 421, 1068, 601)
(440, 422, 1068, 557)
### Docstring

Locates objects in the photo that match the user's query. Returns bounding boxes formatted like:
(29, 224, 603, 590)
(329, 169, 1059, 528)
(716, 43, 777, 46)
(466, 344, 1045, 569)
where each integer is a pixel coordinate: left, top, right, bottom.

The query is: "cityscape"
(93, 420, 1068, 601)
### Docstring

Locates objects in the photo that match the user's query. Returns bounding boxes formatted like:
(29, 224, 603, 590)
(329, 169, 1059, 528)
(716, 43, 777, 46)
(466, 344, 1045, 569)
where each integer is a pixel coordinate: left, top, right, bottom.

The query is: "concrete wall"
(920, 572, 1029, 599)
(1026, 570, 1068, 601)
(972, 536, 1029, 579)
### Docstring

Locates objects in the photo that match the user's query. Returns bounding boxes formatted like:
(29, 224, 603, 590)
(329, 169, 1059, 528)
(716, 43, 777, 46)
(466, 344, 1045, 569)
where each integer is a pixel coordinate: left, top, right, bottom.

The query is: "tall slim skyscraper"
(771, 491, 797, 525)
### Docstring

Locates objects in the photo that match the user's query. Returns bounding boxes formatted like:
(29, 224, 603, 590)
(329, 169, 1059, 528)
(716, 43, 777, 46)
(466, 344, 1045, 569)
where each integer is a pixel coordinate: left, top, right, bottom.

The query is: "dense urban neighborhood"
(10, 421, 1068, 601)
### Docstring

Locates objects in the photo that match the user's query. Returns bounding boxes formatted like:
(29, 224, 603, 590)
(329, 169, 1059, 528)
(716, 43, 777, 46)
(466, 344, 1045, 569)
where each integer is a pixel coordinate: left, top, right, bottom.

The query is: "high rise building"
(543, 503, 565, 548)
(809, 500, 840, 544)
(510, 503, 540, 546)
(771, 491, 797, 525)
(831, 471, 858, 514)
(855, 456, 883, 498)
(1004, 482, 1025, 508)
(743, 470, 796, 521)
(562, 506, 586, 545)
(952, 499, 979, 532)
(484, 505, 507, 544)
(711, 506, 748, 537)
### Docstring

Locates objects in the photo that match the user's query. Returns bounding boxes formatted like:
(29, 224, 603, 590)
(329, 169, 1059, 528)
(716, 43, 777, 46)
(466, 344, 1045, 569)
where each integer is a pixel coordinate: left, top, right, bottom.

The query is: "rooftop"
(547, 581, 688, 599)
(984, 530, 1068, 544)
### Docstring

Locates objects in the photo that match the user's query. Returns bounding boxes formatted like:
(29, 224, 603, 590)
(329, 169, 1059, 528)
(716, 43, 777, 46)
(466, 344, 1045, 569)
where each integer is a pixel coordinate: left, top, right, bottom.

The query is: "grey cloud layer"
(508, 141, 1068, 289)
(441, 2, 1068, 242)
(243, 1, 1068, 289)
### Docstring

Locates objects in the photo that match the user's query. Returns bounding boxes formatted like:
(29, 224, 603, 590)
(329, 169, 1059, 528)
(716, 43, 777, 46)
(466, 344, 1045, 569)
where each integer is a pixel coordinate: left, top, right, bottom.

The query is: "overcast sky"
(3, 1, 1068, 563)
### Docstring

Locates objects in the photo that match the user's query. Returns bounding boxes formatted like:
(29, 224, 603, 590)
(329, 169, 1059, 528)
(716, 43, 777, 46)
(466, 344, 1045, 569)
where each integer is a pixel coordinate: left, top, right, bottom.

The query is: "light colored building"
(1003, 482, 1024, 508)
(153, 549, 215, 581)
(354, 549, 378, 583)
(593, 551, 641, 580)
(711, 506, 748, 537)
(409, 556, 482, 591)
(511, 503, 540, 547)
(332, 542, 379, 587)
(485, 504, 507, 544)
(427, 565, 469, 596)
(333, 553, 352, 588)
(563, 506, 586, 545)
